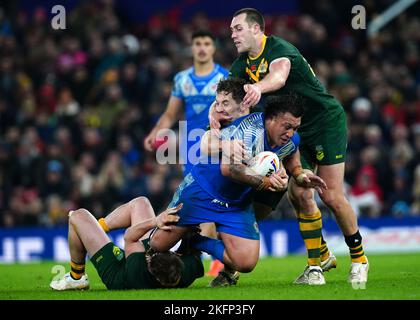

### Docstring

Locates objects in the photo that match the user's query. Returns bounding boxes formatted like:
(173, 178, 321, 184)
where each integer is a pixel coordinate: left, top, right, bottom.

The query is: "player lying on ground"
(150, 78, 326, 279)
(50, 197, 203, 290)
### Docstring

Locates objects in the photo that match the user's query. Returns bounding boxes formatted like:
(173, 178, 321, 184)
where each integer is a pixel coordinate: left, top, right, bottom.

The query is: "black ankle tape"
(345, 230, 362, 248)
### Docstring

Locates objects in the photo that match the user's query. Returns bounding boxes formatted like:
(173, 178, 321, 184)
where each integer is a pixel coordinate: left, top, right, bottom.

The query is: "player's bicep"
(268, 58, 291, 82)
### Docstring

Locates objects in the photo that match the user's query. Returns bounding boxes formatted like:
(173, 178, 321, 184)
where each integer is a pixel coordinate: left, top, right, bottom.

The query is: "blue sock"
(192, 234, 225, 262)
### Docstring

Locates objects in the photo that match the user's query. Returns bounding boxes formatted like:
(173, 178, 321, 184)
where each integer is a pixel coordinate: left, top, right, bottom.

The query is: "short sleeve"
(267, 43, 297, 66)
(171, 72, 183, 98)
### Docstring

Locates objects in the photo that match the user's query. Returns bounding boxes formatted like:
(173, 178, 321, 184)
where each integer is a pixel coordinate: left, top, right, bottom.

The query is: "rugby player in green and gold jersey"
(209, 8, 368, 286)
(50, 197, 204, 290)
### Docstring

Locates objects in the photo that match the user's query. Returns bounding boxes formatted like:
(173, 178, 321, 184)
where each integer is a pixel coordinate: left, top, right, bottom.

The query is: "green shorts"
(299, 111, 348, 171)
(253, 190, 287, 211)
(91, 242, 126, 290)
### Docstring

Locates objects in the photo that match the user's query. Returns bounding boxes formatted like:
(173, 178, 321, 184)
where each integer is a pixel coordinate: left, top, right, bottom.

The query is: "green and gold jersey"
(229, 35, 345, 138)
(124, 239, 204, 289)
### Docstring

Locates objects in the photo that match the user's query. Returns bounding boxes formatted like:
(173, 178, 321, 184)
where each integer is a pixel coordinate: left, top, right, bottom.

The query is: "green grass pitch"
(1, 253, 419, 300)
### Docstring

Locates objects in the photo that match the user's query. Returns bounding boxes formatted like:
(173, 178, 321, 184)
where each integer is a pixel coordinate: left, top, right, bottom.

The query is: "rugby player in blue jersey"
(143, 29, 229, 275)
(150, 78, 326, 277)
(143, 29, 229, 175)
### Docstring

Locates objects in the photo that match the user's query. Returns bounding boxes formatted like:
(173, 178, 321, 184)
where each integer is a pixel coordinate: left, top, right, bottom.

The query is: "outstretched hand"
(209, 107, 233, 138)
(156, 203, 183, 230)
(243, 84, 262, 108)
(143, 132, 156, 151)
(295, 173, 328, 194)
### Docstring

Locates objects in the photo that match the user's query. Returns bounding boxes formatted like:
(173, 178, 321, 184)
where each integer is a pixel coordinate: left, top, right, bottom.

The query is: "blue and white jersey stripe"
(191, 112, 300, 205)
(171, 64, 228, 127)
(171, 63, 229, 175)
(220, 112, 299, 162)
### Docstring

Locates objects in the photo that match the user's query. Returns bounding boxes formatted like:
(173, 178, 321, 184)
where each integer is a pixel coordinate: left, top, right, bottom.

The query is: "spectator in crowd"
(350, 163, 383, 218)
(0, 1, 419, 227)
(411, 165, 420, 216)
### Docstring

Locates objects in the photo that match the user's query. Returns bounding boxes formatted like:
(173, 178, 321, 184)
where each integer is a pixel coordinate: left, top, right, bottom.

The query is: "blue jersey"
(191, 112, 300, 205)
(171, 64, 229, 175)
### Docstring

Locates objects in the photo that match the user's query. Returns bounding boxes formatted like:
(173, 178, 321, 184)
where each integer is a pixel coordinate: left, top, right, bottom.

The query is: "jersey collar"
(248, 35, 267, 61)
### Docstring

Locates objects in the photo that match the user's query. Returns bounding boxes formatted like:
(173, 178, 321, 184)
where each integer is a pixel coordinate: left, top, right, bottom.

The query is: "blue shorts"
(168, 174, 259, 240)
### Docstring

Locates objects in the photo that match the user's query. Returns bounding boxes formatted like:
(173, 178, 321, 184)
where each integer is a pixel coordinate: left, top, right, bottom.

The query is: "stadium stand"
(0, 0, 419, 229)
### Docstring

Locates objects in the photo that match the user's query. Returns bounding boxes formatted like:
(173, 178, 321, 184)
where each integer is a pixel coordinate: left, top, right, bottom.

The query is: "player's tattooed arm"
(221, 163, 270, 190)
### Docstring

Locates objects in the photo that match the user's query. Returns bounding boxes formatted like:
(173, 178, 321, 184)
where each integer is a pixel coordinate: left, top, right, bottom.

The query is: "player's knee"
(239, 263, 257, 273)
(300, 188, 314, 204)
(130, 196, 151, 211)
(320, 190, 345, 212)
(291, 186, 314, 209)
(234, 258, 257, 273)
(69, 208, 90, 225)
(229, 252, 258, 273)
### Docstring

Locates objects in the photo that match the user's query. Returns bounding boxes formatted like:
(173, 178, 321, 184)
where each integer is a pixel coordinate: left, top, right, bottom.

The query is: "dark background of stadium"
(0, 0, 419, 227)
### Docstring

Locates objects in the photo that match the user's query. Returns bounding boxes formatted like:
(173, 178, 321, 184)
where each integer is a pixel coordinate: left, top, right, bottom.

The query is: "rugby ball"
(247, 151, 281, 177)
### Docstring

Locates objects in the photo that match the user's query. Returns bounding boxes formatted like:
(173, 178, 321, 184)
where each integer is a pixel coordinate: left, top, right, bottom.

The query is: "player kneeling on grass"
(50, 197, 204, 290)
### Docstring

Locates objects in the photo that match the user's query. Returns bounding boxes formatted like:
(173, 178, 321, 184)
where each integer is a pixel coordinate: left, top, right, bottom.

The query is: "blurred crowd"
(0, 0, 419, 227)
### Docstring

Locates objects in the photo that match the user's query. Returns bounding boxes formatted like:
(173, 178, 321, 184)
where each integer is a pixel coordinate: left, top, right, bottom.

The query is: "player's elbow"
(123, 229, 135, 244)
(274, 77, 286, 90)
(279, 79, 286, 88)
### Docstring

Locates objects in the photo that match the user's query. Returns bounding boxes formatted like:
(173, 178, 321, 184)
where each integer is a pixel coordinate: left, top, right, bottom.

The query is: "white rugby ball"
(247, 151, 281, 177)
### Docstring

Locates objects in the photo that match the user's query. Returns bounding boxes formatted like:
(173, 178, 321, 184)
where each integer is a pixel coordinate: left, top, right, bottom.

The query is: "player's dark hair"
(192, 29, 216, 42)
(233, 8, 265, 32)
(148, 251, 184, 287)
(216, 77, 248, 104)
(264, 93, 305, 120)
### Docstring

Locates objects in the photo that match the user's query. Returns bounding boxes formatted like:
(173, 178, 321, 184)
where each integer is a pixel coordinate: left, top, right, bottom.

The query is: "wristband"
(291, 166, 303, 179)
